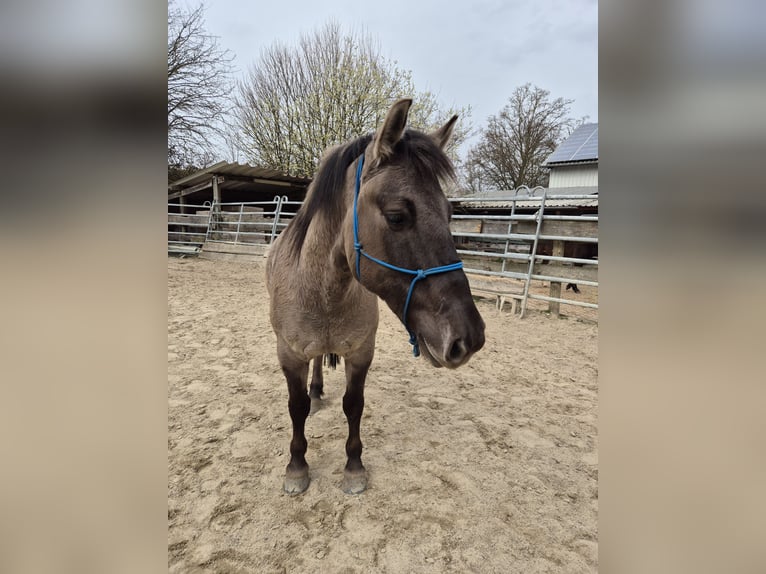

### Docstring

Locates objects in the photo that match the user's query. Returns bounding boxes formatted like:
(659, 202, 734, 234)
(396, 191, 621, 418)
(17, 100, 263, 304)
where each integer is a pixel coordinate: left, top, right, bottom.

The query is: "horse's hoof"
(309, 397, 322, 416)
(342, 469, 367, 495)
(284, 470, 309, 495)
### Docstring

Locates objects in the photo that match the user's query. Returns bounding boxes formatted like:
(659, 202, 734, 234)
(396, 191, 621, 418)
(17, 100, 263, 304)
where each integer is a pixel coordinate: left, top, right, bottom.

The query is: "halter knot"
(409, 333, 421, 357)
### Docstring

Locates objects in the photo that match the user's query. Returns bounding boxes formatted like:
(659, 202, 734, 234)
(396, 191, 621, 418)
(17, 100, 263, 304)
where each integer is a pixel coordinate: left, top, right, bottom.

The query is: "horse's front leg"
(342, 352, 373, 494)
(277, 341, 311, 494)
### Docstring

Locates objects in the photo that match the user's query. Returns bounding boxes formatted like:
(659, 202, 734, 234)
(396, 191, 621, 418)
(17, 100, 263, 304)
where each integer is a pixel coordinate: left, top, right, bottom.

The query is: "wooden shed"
(168, 161, 311, 213)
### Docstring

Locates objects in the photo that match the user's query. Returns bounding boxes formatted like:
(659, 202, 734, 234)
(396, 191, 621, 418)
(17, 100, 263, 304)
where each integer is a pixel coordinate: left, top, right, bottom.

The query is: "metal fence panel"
(204, 197, 285, 245)
(168, 190, 598, 315)
(167, 202, 213, 254)
(448, 193, 598, 316)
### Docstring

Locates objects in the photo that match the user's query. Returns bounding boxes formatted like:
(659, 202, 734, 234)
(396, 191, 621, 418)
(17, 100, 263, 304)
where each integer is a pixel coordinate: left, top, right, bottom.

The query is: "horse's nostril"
(447, 339, 467, 363)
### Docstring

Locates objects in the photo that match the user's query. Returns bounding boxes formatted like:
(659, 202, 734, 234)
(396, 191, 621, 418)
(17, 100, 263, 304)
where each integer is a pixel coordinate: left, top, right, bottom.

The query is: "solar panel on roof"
(544, 123, 598, 164)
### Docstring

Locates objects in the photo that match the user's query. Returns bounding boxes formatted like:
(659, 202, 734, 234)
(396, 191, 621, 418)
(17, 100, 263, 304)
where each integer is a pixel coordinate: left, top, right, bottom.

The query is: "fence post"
(203, 200, 215, 245)
(211, 176, 221, 225)
(501, 189, 519, 274)
(269, 195, 283, 244)
(548, 240, 565, 317)
(520, 188, 547, 318)
(235, 203, 244, 244)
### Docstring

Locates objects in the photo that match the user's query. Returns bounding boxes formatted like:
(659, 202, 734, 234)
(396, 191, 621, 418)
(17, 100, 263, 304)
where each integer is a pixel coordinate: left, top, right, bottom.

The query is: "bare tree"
(230, 22, 470, 177)
(167, 1, 233, 170)
(463, 84, 578, 191)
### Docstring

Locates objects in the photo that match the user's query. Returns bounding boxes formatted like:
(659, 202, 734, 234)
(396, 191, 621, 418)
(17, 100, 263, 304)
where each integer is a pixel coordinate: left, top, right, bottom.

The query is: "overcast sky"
(193, 0, 597, 145)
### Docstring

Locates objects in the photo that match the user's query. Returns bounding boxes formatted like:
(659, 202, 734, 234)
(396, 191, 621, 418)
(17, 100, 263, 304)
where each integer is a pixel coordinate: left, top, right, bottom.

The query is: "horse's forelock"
(395, 130, 456, 186)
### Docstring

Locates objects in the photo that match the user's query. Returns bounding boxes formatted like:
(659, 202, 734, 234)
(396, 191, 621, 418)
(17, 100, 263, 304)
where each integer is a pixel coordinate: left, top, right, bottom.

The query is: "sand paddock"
(168, 256, 597, 573)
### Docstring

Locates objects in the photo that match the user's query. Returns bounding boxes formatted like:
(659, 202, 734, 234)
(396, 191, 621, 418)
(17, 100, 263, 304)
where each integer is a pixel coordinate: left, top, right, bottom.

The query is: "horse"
(537, 240, 598, 294)
(266, 99, 486, 495)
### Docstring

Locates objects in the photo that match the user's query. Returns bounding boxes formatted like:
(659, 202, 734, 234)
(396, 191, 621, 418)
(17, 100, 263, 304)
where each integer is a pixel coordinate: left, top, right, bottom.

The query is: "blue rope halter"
(352, 153, 463, 357)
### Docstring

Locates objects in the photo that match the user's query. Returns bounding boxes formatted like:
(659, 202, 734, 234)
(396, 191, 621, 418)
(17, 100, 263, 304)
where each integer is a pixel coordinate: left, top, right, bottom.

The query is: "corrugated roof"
(544, 123, 598, 165)
(168, 161, 311, 191)
(454, 186, 598, 209)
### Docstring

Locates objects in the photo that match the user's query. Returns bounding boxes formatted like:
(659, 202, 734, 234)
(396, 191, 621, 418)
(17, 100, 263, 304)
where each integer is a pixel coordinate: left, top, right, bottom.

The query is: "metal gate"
(168, 189, 598, 315)
(204, 196, 291, 247)
(167, 201, 213, 255)
(448, 189, 598, 316)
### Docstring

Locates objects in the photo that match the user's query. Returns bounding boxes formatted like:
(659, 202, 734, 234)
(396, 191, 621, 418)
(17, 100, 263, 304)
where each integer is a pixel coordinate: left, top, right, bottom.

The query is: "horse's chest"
(284, 292, 376, 357)
(308, 306, 372, 339)
(284, 317, 370, 358)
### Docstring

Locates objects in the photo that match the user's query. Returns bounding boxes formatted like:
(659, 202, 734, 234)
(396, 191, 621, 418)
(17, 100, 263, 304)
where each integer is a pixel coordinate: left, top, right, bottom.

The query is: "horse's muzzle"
(415, 301, 485, 369)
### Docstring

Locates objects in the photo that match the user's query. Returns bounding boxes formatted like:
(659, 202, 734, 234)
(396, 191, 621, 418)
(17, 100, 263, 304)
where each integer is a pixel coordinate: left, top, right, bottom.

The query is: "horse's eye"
(384, 212, 405, 226)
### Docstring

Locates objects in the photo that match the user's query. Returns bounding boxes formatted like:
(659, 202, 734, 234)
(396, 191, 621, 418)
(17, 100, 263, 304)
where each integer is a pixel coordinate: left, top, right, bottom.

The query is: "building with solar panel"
(544, 123, 598, 189)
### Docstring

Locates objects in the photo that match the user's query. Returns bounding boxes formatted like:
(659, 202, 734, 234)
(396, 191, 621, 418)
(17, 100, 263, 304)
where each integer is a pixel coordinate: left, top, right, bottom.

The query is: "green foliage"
(229, 22, 470, 177)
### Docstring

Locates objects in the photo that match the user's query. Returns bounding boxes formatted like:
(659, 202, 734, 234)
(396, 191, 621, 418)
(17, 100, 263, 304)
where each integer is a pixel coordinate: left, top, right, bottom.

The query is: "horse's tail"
(323, 353, 340, 370)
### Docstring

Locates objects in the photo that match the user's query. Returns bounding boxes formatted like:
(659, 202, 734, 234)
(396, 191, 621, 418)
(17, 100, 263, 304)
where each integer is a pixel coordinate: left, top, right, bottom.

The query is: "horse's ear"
(430, 115, 458, 149)
(372, 98, 412, 163)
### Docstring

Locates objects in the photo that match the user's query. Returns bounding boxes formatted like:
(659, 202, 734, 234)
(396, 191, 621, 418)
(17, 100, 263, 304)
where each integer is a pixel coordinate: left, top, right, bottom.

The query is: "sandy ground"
(168, 256, 598, 573)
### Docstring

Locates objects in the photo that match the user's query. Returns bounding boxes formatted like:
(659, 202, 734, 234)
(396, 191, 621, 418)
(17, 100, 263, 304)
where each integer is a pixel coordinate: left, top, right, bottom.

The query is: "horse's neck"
(299, 211, 354, 291)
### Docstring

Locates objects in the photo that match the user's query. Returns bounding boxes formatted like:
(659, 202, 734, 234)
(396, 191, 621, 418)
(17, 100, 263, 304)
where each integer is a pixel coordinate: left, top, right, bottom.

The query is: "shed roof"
(454, 186, 598, 209)
(168, 161, 311, 201)
(169, 161, 311, 190)
(544, 123, 598, 166)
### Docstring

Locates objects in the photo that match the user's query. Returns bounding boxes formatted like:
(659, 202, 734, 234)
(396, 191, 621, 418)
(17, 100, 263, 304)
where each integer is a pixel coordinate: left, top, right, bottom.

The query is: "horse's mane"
(283, 129, 455, 257)
(283, 134, 371, 257)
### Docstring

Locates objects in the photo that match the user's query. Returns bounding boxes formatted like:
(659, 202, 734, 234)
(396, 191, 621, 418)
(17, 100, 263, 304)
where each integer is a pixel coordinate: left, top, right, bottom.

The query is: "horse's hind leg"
(308, 356, 324, 416)
(342, 354, 373, 494)
(278, 343, 311, 494)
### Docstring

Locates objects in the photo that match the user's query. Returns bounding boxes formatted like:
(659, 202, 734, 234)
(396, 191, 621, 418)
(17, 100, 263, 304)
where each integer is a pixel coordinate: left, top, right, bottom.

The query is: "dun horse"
(266, 99, 485, 495)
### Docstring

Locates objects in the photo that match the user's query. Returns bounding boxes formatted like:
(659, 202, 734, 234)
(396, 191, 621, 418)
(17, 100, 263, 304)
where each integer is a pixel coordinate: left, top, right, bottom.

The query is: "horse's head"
(345, 98, 485, 368)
